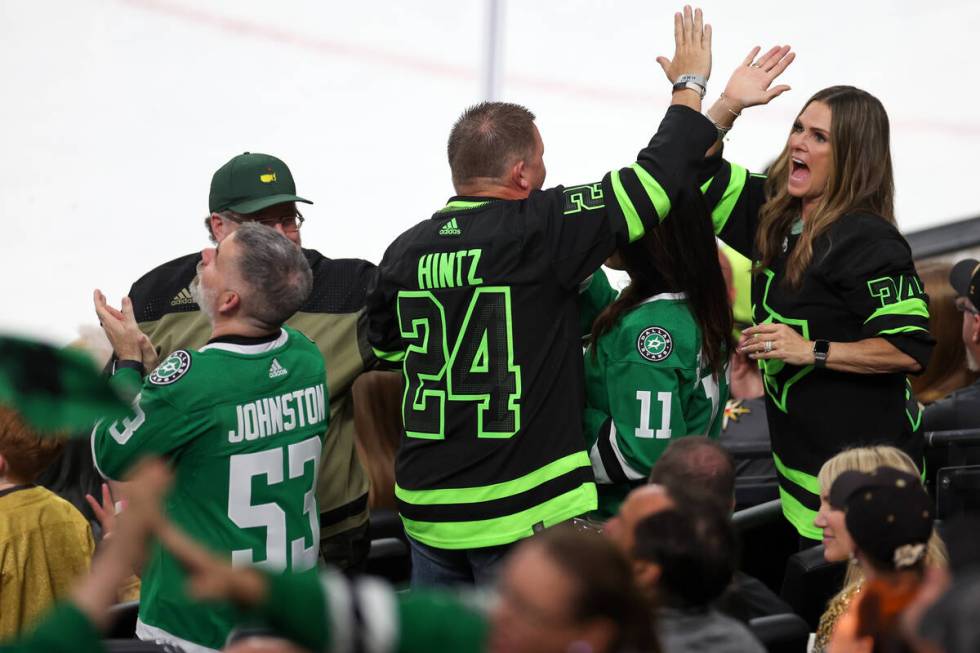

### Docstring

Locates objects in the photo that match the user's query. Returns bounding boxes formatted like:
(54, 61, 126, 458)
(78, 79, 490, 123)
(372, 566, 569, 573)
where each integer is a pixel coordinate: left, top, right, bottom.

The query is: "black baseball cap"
(209, 152, 312, 214)
(950, 259, 980, 308)
(830, 466, 933, 570)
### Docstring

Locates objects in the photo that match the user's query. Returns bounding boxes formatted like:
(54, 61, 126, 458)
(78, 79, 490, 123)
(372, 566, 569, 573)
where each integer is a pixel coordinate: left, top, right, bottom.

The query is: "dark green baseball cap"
(209, 152, 313, 214)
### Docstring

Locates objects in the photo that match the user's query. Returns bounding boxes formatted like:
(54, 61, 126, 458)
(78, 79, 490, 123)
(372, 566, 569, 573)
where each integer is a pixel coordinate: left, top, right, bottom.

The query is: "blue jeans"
(408, 535, 512, 588)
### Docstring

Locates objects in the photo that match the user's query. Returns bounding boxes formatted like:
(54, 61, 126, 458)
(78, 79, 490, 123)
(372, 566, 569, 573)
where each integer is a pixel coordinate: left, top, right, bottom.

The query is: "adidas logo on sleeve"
(439, 218, 462, 236)
(268, 358, 288, 378)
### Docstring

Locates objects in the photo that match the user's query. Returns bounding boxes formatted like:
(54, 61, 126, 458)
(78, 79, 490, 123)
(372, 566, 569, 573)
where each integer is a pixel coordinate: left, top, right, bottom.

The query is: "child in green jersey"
(582, 190, 734, 519)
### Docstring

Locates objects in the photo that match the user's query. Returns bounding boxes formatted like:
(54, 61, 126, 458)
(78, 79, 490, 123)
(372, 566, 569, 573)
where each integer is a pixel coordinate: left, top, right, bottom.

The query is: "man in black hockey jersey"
(367, 7, 732, 586)
(121, 152, 375, 571)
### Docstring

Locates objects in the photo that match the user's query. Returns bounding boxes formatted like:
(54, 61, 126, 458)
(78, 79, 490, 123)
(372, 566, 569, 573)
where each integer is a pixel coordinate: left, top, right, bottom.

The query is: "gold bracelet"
(719, 94, 742, 117)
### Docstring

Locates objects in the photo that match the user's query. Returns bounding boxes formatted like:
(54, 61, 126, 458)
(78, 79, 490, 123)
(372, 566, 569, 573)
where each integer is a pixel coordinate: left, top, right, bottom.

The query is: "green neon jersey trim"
(772, 451, 821, 495)
(400, 481, 598, 549)
(708, 163, 748, 235)
(863, 298, 929, 324)
(758, 268, 813, 413)
(609, 170, 644, 243)
(628, 163, 671, 222)
(777, 486, 823, 541)
(877, 325, 930, 336)
(395, 451, 591, 505)
(372, 347, 405, 363)
(438, 200, 490, 213)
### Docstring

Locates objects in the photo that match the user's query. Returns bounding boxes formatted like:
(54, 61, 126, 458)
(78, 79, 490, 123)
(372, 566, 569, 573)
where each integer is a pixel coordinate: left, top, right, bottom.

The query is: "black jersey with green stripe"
(366, 105, 718, 549)
(702, 159, 934, 539)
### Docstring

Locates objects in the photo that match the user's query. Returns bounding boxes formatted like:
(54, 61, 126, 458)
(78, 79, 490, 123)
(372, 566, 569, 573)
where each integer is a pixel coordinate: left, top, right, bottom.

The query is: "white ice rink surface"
(2, 0, 979, 345)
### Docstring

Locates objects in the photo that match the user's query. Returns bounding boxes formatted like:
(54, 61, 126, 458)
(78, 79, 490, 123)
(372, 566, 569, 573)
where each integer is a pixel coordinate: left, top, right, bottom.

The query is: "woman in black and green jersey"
(694, 56, 934, 540)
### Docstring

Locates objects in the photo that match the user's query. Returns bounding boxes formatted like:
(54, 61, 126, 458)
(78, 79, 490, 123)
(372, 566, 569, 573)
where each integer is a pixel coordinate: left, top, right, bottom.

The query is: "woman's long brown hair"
(591, 190, 733, 377)
(757, 86, 896, 286)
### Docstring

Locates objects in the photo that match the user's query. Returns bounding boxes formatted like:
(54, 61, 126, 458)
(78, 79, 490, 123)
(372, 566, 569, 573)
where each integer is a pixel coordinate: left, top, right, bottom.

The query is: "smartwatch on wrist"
(812, 340, 830, 368)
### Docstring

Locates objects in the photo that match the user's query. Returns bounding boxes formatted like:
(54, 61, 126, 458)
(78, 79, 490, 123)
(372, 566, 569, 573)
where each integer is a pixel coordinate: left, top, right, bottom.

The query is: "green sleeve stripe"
(710, 163, 748, 234)
(772, 451, 821, 494)
(700, 176, 714, 193)
(628, 163, 671, 222)
(395, 451, 591, 505)
(372, 347, 405, 363)
(778, 486, 823, 540)
(877, 325, 930, 336)
(609, 170, 644, 243)
(863, 298, 929, 324)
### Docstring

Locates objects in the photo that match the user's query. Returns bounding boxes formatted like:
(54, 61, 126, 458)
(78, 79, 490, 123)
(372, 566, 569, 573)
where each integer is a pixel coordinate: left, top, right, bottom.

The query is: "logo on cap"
(260, 170, 277, 183)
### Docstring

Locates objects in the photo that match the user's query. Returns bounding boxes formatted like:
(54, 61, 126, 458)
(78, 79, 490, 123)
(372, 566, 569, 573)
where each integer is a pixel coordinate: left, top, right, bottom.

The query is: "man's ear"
(511, 159, 530, 191)
(210, 213, 231, 242)
(216, 290, 241, 317)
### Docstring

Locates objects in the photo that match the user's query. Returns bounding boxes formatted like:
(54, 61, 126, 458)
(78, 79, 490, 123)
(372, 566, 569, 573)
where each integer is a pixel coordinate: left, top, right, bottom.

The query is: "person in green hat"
(111, 152, 375, 576)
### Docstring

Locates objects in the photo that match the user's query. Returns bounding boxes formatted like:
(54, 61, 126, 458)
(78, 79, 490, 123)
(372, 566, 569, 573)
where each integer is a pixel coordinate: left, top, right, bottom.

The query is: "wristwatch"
(113, 359, 146, 377)
(672, 74, 707, 99)
(812, 340, 830, 368)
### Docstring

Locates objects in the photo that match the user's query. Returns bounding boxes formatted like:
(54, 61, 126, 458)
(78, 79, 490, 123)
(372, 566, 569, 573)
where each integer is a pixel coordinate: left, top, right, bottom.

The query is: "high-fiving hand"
(721, 45, 796, 112)
(656, 5, 712, 84)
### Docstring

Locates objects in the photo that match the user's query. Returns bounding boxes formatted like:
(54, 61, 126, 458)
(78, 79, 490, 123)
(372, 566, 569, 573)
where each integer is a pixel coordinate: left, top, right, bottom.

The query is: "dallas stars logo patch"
(148, 350, 192, 385)
(637, 326, 673, 363)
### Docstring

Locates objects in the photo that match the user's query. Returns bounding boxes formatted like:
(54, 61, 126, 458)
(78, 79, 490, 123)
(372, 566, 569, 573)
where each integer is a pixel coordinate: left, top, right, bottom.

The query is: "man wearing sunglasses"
(922, 258, 980, 432)
(116, 152, 375, 572)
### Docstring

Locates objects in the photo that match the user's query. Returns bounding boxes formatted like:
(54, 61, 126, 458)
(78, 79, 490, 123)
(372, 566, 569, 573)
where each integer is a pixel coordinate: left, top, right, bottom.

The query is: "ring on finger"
(764, 340, 773, 353)
(750, 62, 761, 68)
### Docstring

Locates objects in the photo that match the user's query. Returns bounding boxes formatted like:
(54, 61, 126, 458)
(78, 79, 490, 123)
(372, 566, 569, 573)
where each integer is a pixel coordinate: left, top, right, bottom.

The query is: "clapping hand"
(94, 289, 158, 370)
(656, 5, 712, 84)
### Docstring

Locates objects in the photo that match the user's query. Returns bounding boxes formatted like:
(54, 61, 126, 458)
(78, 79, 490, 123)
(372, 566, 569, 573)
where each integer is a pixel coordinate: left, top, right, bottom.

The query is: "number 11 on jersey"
(635, 390, 672, 439)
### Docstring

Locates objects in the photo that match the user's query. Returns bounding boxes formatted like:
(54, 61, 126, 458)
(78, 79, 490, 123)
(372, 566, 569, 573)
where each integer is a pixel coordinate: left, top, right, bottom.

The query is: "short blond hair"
(818, 445, 919, 494)
(818, 446, 947, 592)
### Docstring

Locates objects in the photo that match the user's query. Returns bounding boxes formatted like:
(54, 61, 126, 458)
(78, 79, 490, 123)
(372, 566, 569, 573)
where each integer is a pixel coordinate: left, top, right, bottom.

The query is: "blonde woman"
(810, 446, 947, 652)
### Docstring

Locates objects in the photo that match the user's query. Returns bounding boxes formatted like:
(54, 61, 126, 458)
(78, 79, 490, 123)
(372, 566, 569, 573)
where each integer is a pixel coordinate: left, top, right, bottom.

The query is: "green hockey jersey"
(581, 272, 730, 518)
(91, 326, 328, 651)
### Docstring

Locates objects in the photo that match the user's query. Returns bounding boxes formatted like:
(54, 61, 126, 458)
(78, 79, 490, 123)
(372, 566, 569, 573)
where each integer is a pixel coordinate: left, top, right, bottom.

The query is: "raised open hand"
(656, 5, 712, 84)
(721, 45, 795, 112)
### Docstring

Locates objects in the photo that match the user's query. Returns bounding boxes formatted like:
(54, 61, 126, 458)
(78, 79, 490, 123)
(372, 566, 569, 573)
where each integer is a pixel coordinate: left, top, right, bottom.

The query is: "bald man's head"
(603, 484, 675, 554)
(649, 437, 735, 512)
